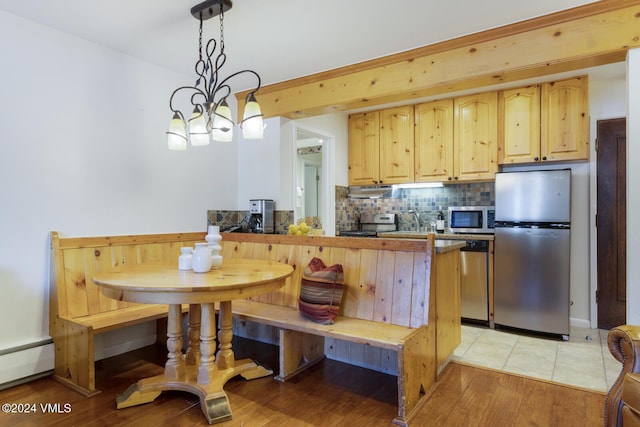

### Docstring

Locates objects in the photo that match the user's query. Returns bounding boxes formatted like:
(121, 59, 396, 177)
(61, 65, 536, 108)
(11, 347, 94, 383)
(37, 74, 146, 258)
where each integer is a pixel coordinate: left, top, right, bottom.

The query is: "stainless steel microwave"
(448, 206, 495, 234)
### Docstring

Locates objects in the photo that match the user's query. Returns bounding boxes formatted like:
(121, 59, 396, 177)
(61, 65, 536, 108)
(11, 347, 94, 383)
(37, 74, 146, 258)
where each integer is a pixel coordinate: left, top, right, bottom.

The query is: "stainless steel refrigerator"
(494, 169, 571, 339)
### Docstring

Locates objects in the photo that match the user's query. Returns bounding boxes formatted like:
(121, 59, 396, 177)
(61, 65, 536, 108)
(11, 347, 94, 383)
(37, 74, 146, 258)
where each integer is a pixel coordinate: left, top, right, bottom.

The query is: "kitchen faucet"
(408, 210, 420, 231)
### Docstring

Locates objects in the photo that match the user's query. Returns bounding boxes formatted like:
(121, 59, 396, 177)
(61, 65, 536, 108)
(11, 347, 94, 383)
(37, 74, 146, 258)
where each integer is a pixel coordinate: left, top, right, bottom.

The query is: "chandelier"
(167, 0, 264, 150)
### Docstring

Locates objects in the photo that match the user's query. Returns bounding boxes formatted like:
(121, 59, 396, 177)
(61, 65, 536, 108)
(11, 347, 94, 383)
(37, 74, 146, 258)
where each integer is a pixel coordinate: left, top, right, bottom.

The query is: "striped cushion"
(300, 278, 344, 305)
(298, 257, 345, 325)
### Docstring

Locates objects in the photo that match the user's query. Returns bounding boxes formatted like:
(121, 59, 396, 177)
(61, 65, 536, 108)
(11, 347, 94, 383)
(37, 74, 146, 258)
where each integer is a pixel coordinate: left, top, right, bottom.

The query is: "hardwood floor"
(0, 338, 605, 426)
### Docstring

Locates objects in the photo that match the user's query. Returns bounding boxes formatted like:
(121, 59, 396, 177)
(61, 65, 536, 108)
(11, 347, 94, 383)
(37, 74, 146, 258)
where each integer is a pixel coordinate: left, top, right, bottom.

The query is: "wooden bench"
(218, 233, 439, 426)
(49, 231, 204, 396)
(50, 230, 452, 426)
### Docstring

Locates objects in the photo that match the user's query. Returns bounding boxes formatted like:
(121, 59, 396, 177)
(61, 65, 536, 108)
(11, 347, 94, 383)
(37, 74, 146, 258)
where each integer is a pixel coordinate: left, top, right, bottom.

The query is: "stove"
(340, 213, 397, 237)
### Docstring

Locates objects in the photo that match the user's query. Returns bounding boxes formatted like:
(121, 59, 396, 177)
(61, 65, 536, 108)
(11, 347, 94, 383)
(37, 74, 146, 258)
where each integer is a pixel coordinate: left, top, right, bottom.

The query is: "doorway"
(596, 118, 626, 329)
(295, 128, 329, 231)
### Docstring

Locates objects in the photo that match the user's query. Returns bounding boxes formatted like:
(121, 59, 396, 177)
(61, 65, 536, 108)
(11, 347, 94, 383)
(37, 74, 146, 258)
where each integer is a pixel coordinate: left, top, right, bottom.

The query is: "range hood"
(348, 185, 395, 199)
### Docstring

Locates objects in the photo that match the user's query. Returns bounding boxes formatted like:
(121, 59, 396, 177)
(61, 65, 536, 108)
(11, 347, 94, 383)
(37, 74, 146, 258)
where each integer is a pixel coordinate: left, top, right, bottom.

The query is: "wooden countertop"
(222, 232, 466, 254)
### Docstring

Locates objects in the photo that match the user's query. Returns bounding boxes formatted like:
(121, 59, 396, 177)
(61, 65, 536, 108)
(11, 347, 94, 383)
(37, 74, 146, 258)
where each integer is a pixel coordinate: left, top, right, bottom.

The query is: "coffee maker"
(248, 199, 275, 233)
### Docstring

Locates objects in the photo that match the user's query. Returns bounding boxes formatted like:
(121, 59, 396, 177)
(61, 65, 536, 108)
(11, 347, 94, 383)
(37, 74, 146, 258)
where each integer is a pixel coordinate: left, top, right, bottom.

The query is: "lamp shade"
(188, 107, 210, 146)
(211, 101, 233, 142)
(242, 94, 264, 139)
(167, 112, 187, 150)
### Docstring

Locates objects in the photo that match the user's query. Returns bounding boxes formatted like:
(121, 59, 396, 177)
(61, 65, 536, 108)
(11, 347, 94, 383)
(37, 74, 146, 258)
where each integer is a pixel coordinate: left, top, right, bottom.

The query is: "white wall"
(627, 49, 640, 325)
(236, 116, 288, 209)
(0, 11, 238, 360)
(588, 72, 627, 327)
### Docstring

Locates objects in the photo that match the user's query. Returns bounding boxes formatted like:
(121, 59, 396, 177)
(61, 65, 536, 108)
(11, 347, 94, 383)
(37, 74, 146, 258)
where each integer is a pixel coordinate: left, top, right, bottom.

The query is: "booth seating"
(49, 231, 200, 396)
(219, 233, 441, 426)
(50, 231, 451, 426)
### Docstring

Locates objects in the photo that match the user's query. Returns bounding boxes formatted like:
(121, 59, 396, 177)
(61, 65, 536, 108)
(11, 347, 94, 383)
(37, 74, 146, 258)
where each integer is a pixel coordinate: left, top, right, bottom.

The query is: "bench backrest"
(221, 234, 434, 328)
(50, 231, 433, 329)
(50, 231, 206, 321)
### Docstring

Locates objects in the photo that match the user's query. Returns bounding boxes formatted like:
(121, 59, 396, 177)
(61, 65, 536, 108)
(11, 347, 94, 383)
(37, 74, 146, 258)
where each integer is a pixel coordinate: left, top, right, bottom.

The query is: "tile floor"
(453, 325, 622, 393)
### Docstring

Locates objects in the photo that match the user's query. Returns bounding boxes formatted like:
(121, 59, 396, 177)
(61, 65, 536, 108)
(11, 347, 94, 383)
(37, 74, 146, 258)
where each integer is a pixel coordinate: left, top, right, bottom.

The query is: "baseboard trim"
(0, 340, 55, 388)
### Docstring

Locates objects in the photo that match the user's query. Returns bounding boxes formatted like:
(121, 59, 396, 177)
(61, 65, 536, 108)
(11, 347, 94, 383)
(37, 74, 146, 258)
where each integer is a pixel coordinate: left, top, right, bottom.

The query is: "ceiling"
(0, 0, 607, 92)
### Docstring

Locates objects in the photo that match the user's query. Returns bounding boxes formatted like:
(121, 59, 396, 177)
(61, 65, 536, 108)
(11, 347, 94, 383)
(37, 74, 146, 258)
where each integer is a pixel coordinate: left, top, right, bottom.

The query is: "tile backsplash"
(335, 182, 495, 232)
(208, 182, 494, 235)
(207, 210, 294, 234)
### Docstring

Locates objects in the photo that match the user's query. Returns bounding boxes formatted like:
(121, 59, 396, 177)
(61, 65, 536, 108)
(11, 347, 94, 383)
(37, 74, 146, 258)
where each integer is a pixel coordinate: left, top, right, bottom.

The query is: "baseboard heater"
(0, 338, 54, 391)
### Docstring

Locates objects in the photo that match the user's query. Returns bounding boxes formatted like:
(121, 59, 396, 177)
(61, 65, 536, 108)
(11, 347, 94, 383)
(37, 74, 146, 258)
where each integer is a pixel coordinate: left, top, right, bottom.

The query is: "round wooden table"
(93, 258, 294, 424)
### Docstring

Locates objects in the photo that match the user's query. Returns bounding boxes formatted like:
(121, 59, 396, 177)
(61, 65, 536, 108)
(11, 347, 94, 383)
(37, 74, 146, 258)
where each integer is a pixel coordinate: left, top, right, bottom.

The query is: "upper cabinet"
(453, 92, 498, 181)
(348, 75, 589, 184)
(348, 111, 380, 185)
(541, 76, 589, 162)
(414, 99, 454, 182)
(348, 107, 414, 185)
(499, 76, 589, 165)
(498, 85, 541, 164)
(379, 106, 414, 184)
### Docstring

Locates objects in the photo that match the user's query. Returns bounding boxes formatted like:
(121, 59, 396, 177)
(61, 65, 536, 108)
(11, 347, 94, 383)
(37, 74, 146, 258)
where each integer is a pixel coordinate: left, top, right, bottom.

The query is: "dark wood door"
(597, 118, 626, 329)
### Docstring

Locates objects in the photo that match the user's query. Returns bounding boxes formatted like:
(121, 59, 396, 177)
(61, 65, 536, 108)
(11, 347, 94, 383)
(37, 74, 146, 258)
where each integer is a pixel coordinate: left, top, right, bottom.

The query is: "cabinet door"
(348, 112, 380, 185)
(379, 106, 414, 184)
(541, 76, 589, 162)
(454, 92, 498, 181)
(415, 99, 454, 182)
(499, 85, 541, 164)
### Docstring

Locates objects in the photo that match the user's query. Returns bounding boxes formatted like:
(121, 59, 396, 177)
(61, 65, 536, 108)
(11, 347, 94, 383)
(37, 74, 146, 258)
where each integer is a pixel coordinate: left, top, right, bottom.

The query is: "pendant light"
(167, 0, 264, 150)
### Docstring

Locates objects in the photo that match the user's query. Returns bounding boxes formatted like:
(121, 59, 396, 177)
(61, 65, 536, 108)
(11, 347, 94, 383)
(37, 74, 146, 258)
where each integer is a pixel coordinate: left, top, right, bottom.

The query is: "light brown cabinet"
(414, 99, 454, 182)
(349, 76, 588, 185)
(541, 76, 589, 162)
(348, 107, 414, 185)
(453, 92, 498, 181)
(348, 111, 380, 185)
(435, 246, 461, 369)
(379, 106, 414, 184)
(499, 76, 589, 164)
(498, 85, 541, 164)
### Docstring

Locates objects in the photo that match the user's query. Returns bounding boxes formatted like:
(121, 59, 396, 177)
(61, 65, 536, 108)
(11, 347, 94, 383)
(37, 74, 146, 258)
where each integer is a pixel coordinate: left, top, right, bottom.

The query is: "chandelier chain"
(198, 17, 203, 62)
(219, 2, 225, 50)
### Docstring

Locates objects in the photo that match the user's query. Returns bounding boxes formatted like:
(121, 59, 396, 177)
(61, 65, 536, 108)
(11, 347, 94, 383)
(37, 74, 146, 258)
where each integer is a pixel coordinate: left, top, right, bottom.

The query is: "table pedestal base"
(116, 358, 272, 424)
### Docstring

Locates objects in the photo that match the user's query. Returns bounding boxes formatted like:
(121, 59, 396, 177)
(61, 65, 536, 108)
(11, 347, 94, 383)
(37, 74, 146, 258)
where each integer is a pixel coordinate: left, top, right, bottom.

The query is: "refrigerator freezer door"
(495, 169, 571, 223)
(494, 227, 570, 336)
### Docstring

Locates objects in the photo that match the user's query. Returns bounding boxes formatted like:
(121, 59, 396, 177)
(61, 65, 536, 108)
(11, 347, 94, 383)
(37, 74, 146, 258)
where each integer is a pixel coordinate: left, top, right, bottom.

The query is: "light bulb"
(188, 107, 210, 146)
(211, 101, 233, 142)
(242, 94, 264, 139)
(167, 112, 187, 150)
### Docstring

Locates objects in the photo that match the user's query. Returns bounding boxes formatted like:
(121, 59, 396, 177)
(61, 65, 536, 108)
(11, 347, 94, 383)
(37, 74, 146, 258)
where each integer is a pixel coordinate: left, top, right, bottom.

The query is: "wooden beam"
(236, 0, 640, 119)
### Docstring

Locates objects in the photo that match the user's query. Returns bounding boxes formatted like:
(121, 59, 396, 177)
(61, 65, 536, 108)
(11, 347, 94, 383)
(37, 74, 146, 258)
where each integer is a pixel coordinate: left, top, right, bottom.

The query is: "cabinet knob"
(454, 176, 459, 180)
(534, 157, 539, 161)
(448, 177, 452, 181)
(542, 156, 547, 161)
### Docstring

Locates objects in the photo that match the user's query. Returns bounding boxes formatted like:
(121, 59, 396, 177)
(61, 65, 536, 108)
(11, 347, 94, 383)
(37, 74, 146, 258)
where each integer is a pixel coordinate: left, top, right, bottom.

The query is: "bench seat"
(230, 298, 431, 427)
(220, 233, 439, 426)
(71, 304, 186, 333)
(231, 299, 418, 350)
(50, 231, 204, 396)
